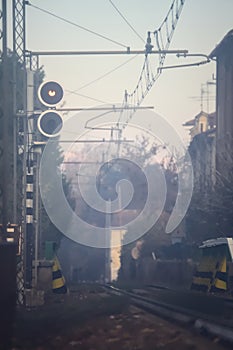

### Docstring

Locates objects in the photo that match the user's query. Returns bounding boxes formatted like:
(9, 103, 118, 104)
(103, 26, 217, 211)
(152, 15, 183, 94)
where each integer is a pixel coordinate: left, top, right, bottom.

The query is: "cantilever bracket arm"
(157, 53, 211, 72)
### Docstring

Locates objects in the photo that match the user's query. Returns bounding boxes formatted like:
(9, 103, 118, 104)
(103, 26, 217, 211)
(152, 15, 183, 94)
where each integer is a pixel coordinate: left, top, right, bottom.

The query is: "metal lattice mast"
(0, 0, 10, 229)
(13, 0, 27, 223)
(13, 0, 28, 304)
(13, 0, 26, 64)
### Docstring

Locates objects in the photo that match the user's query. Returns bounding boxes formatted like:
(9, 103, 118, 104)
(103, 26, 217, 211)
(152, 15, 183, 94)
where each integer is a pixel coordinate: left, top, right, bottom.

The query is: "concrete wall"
(131, 258, 195, 289)
(32, 260, 53, 292)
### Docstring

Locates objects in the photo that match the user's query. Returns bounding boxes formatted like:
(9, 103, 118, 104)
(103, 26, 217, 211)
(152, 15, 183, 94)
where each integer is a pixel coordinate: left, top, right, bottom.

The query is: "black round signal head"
(38, 81, 64, 107)
(37, 110, 63, 138)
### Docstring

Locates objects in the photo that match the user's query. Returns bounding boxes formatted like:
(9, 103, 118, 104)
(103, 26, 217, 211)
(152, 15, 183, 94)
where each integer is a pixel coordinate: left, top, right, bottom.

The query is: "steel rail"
(104, 285, 233, 345)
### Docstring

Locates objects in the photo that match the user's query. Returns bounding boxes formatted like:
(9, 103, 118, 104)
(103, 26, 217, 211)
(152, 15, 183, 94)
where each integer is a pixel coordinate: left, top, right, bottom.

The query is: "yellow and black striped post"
(211, 256, 227, 292)
(191, 255, 228, 293)
(191, 255, 216, 292)
(52, 255, 67, 294)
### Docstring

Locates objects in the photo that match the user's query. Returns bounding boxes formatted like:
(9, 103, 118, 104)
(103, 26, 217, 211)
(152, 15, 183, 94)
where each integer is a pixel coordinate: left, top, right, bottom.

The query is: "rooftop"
(210, 29, 233, 58)
(183, 111, 216, 127)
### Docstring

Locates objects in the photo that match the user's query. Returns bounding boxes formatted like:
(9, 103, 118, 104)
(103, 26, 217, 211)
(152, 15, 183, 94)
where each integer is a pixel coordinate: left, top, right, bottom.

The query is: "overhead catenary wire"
(65, 55, 140, 116)
(28, 2, 129, 49)
(66, 54, 138, 94)
(120, 0, 187, 129)
(29, 1, 186, 160)
(65, 90, 109, 105)
(108, 0, 145, 43)
(109, 0, 187, 161)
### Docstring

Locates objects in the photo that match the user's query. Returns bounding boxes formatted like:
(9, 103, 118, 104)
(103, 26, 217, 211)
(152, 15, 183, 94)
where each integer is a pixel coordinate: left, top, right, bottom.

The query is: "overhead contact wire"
(109, 0, 145, 43)
(122, 0, 186, 127)
(28, 2, 128, 48)
(67, 54, 138, 93)
(65, 91, 109, 105)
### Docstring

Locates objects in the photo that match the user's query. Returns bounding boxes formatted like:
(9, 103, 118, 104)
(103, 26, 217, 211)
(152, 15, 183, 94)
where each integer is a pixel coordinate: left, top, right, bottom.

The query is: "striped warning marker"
(191, 255, 228, 293)
(211, 256, 227, 292)
(191, 255, 216, 292)
(52, 255, 67, 294)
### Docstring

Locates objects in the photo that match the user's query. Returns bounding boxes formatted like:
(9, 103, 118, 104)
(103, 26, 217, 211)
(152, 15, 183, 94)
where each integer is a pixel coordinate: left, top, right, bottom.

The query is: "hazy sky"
(22, 0, 233, 142)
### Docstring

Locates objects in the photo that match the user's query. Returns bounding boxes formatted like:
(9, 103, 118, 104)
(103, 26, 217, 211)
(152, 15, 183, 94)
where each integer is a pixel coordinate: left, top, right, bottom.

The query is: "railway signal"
(38, 81, 64, 107)
(37, 110, 63, 138)
(37, 81, 64, 138)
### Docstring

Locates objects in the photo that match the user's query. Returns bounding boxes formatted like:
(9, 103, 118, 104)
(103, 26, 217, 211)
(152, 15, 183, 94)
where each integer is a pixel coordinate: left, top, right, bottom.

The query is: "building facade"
(210, 30, 233, 175)
(183, 110, 216, 192)
(183, 111, 216, 141)
(188, 129, 216, 192)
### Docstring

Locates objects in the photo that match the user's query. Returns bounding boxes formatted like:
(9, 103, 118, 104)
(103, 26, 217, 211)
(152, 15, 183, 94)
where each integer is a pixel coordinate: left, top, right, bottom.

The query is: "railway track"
(104, 284, 233, 346)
